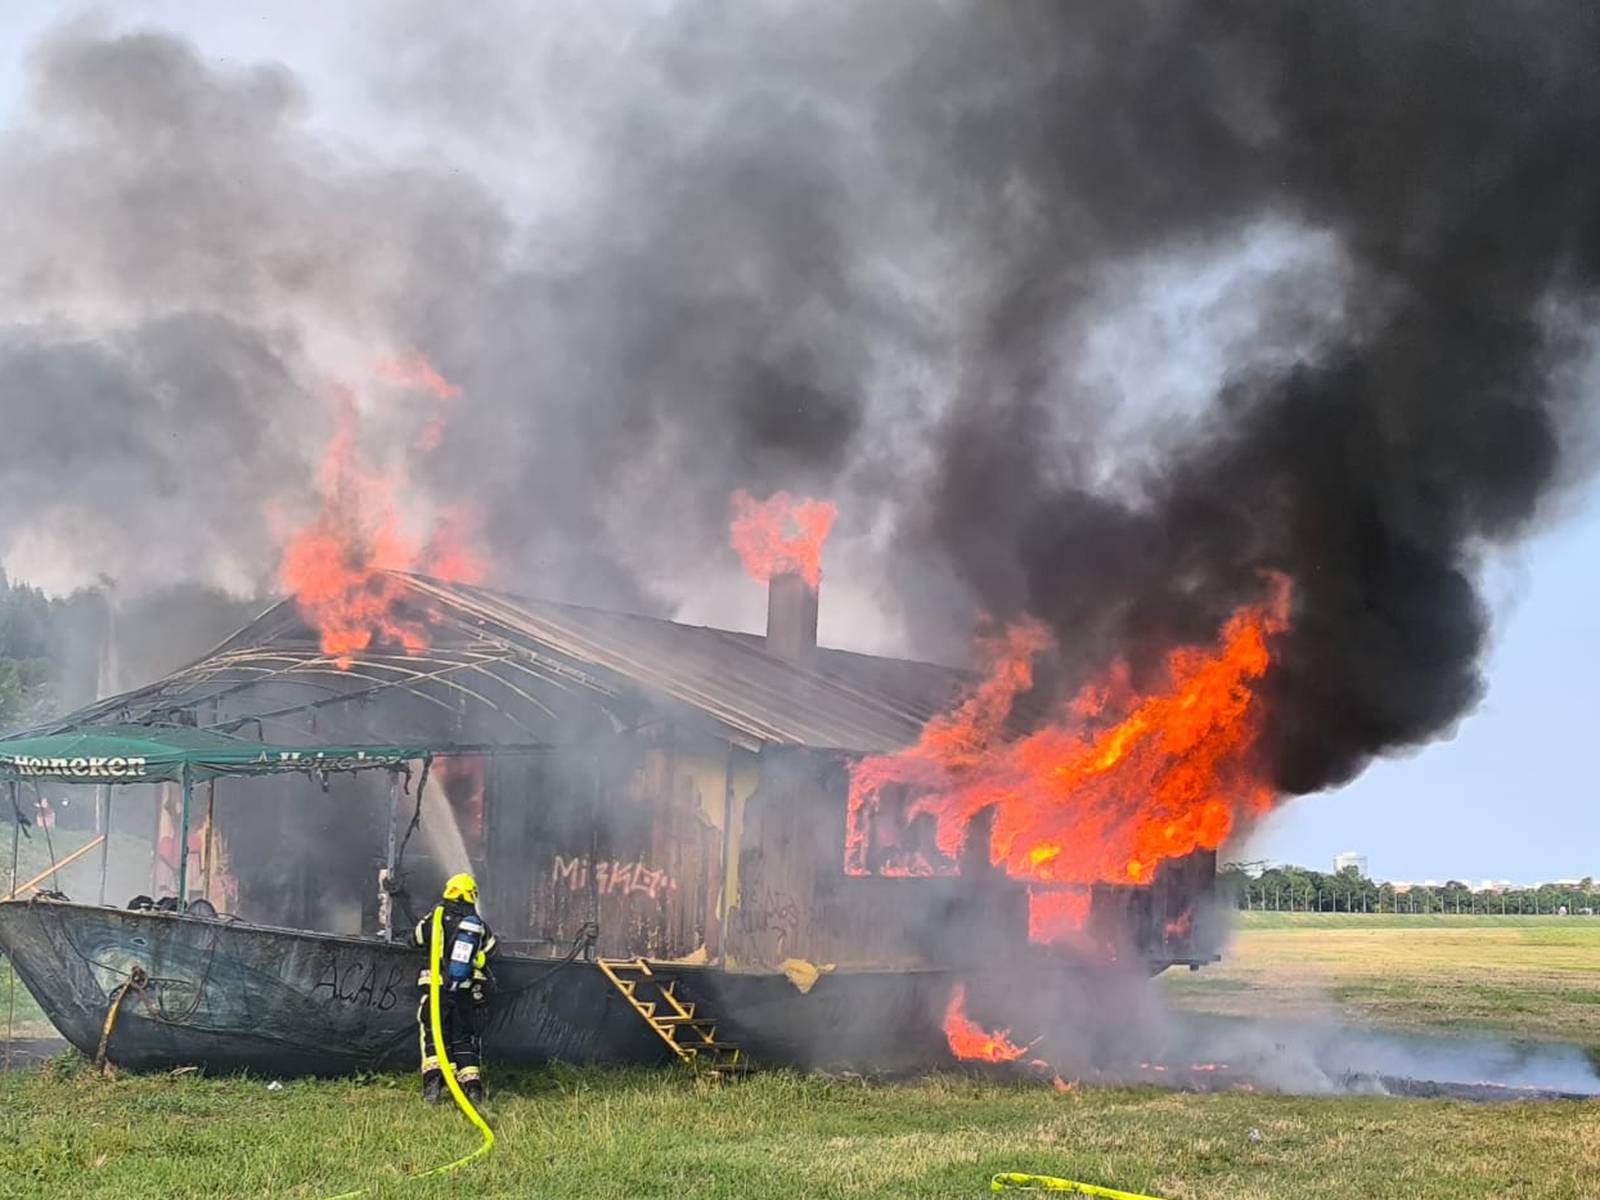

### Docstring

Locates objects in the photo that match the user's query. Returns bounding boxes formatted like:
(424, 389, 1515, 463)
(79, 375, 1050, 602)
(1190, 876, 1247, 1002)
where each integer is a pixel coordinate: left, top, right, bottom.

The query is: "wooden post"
(717, 743, 736, 964)
(588, 749, 603, 951)
(202, 780, 218, 903)
(176, 764, 193, 906)
(150, 784, 163, 895)
(12, 835, 106, 896)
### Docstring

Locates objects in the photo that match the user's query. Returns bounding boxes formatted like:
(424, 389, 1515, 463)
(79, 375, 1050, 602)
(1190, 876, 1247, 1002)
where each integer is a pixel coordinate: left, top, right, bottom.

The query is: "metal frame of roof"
(15, 573, 968, 757)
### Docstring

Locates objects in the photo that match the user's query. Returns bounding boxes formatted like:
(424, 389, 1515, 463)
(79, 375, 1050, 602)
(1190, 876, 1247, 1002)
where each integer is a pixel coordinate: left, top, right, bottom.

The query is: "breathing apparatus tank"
(446, 914, 486, 987)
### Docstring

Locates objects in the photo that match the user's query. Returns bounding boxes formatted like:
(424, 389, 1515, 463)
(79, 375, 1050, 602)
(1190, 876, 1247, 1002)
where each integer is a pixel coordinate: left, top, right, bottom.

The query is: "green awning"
(0, 724, 431, 785)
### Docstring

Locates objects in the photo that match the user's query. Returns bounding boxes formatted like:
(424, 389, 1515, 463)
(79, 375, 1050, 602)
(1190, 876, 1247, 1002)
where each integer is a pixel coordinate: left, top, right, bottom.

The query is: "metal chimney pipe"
(766, 570, 819, 664)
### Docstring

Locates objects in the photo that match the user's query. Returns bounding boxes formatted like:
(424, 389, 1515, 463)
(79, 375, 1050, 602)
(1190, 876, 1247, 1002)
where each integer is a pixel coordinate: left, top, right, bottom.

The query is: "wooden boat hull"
(0, 899, 954, 1075)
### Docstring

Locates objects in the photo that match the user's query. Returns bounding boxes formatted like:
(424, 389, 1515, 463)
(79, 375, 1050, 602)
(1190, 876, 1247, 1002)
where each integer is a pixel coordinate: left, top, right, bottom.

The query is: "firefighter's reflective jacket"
(413, 899, 498, 993)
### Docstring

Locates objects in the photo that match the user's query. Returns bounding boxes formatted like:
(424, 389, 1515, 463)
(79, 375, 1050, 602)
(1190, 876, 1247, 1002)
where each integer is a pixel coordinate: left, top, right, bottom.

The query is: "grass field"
(1, 913, 1597, 1199)
(1, 1064, 1598, 1200)
(1163, 912, 1600, 1055)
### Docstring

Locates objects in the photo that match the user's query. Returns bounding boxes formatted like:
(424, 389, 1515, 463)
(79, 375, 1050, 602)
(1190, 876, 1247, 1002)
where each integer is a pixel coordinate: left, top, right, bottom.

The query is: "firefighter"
(413, 872, 498, 1105)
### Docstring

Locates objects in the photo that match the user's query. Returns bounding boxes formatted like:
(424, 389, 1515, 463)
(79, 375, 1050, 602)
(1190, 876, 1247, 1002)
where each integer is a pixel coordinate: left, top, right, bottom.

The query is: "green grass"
(0, 1064, 1597, 1200)
(1164, 912, 1600, 1053)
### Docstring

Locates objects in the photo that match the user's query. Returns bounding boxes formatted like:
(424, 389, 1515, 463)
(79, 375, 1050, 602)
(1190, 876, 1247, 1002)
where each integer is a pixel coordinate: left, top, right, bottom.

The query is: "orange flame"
(943, 984, 1027, 1063)
(1164, 910, 1194, 943)
(277, 358, 484, 668)
(1027, 887, 1091, 943)
(849, 575, 1291, 939)
(376, 351, 462, 401)
(376, 351, 459, 453)
(728, 490, 837, 590)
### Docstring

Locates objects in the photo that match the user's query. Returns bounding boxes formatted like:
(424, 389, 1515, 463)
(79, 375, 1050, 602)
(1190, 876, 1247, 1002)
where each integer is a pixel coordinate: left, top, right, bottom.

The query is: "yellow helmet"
(442, 873, 478, 904)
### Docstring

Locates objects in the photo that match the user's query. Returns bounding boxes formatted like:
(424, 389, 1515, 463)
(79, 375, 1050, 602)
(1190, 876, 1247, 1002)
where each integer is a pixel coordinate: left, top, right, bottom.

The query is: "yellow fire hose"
(415, 905, 496, 1178)
(325, 907, 495, 1199)
(992, 1172, 1162, 1198)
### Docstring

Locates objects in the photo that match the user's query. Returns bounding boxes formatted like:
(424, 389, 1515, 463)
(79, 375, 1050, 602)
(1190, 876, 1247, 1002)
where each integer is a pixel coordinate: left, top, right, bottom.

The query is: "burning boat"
(0, 560, 1233, 1075)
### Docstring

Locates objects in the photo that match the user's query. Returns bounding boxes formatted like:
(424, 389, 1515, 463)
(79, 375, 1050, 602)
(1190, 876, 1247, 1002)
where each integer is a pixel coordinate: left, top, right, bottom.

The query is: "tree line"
(0, 570, 105, 730)
(0, 571, 264, 733)
(1219, 861, 1598, 916)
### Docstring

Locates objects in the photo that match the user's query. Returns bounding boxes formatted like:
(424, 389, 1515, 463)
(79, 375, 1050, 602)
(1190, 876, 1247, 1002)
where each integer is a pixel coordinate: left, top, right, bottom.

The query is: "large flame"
(848, 575, 1291, 918)
(728, 490, 837, 590)
(943, 984, 1028, 1062)
(277, 358, 484, 668)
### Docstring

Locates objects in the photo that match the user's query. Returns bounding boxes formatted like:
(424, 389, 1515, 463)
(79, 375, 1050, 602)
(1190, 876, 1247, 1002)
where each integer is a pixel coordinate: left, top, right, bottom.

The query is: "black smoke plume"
(0, 3, 1596, 799)
(905, 3, 1600, 793)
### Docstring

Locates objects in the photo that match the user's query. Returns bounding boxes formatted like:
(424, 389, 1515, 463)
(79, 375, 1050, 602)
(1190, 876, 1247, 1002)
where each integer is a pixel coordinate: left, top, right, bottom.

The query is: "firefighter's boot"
(458, 1063, 485, 1106)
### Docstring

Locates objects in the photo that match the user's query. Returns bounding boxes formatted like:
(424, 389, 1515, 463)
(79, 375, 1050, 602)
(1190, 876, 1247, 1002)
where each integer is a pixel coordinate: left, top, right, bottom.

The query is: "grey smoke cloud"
(0, 3, 1597, 803)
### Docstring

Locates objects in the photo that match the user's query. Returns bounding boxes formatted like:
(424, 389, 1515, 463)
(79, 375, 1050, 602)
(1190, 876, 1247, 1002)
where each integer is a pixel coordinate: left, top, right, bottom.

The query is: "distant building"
(1334, 851, 1368, 877)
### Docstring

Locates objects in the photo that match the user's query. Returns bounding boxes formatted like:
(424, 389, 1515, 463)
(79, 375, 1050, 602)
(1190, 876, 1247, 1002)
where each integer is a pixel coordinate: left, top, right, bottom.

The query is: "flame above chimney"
(728, 489, 835, 664)
(728, 490, 836, 591)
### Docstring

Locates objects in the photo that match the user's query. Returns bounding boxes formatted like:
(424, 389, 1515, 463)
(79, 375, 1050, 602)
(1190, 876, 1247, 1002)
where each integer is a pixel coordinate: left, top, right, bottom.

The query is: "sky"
(1, 4, 1596, 885)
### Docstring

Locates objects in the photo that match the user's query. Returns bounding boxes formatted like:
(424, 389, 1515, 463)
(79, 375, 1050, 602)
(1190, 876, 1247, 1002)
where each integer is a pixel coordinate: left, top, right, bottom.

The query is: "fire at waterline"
(0, 358, 1309, 1085)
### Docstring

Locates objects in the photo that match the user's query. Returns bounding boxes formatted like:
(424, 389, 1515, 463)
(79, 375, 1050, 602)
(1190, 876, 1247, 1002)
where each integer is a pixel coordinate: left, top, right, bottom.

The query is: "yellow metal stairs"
(596, 957, 749, 1073)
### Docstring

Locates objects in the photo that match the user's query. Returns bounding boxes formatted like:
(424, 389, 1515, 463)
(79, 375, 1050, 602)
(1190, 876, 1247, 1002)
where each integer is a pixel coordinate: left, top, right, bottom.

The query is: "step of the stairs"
(652, 1022, 716, 1039)
(596, 960, 752, 1074)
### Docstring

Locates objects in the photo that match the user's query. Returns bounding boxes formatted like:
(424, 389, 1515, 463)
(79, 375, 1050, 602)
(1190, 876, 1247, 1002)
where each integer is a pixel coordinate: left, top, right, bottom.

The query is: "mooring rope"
(94, 968, 147, 1070)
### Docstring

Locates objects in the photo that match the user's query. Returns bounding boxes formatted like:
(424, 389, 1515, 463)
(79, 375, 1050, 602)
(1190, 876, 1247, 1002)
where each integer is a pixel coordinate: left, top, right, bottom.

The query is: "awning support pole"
(97, 786, 112, 906)
(6, 782, 19, 901)
(176, 764, 193, 906)
(380, 771, 401, 942)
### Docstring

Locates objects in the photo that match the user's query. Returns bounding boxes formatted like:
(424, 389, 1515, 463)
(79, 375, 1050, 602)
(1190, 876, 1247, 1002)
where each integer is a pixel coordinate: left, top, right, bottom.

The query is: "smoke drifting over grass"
(0, 3, 1597, 802)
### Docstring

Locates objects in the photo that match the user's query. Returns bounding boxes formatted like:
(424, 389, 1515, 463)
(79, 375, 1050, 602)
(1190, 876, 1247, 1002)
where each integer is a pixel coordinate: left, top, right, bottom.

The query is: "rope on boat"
(496, 921, 596, 999)
(94, 968, 146, 1070)
(42, 898, 229, 1030)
